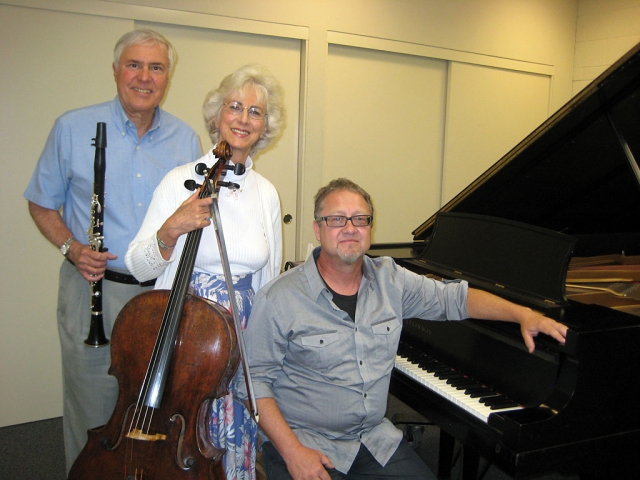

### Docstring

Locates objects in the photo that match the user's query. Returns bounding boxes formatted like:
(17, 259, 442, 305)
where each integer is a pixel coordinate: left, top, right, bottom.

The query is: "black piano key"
(416, 358, 436, 365)
(433, 364, 452, 372)
(443, 374, 468, 383)
(457, 383, 483, 391)
(480, 396, 515, 407)
(480, 395, 501, 404)
(425, 363, 449, 373)
(450, 379, 479, 388)
(468, 389, 495, 398)
(418, 361, 437, 371)
(435, 371, 462, 379)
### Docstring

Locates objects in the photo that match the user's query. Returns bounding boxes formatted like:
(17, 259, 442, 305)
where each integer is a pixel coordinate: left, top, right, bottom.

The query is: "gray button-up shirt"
(238, 247, 469, 474)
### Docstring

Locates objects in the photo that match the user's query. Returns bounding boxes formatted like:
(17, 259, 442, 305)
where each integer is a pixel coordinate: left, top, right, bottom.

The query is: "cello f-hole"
(170, 413, 194, 470)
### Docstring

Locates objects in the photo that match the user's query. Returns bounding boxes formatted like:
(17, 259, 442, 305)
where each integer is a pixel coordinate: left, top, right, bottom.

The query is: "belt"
(104, 269, 156, 287)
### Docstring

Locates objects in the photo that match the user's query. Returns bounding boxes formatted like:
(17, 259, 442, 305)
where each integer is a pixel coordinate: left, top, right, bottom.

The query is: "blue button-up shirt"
(238, 247, 469, 474)
(24, 97, 201, 270)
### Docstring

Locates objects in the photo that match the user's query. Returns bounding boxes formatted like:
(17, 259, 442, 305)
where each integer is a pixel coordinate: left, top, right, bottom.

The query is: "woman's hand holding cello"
(156, 191, 213, 259)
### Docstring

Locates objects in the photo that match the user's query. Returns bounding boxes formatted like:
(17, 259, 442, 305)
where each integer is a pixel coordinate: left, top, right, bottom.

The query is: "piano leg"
(461, 445, 480, 480)
(437, 430, 480, 480)
(437, 429, 454, 478)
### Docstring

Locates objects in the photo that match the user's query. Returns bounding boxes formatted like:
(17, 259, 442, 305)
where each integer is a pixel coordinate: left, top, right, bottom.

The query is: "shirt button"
(137, 203, 143, 207)
(364, 393, 367, 398)
(359, 360, 363, 365)
(137, 173, 142, 178)
(136, 146, 140, 150)
(319, 339, 324, 344)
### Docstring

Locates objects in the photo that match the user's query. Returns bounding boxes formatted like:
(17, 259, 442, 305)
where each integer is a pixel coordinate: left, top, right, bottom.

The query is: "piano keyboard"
(394, 354, 523, 423)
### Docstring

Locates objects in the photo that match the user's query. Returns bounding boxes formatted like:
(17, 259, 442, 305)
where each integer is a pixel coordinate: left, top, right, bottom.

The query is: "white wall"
(1, 0, 580, 427)
(574, 0, 640, 93)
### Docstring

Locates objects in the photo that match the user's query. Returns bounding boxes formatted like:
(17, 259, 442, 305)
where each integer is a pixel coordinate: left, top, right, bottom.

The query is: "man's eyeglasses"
(223, 102, 267, 120)
(316, 215, 373, 227)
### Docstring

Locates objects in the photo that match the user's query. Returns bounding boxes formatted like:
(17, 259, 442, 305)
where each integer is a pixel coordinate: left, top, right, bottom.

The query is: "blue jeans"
(261, 439, 437, 480)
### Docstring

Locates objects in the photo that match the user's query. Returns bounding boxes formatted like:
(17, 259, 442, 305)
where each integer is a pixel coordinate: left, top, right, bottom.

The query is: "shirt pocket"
(372, 317, 400, 335)
(371, 317, 401, 348)
(300, 331, 340, 348)
(296, 331, 342, 373)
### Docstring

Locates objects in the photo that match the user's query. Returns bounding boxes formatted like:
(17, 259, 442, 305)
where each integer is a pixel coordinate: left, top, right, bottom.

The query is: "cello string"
(129, 164, 213, 444)
(123, 229, 203, 474)
(122, 152, 223, 474)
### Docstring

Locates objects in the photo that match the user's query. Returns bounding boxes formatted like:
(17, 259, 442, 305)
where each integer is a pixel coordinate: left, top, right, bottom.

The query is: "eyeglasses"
(223, 102, 267, 120)
(316, 215, 373, 227)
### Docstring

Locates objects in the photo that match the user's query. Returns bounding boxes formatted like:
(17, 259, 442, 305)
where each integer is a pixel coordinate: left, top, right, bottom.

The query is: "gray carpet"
(0, 397, 579, 480)
(0, 416, 66, 479)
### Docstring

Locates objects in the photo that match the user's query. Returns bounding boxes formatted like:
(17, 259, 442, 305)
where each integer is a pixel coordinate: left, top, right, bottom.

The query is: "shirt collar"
(304, 247, 375, 301)
(110, 96, 162, 135)
(361, 254, 376, 284)
(304, 247, 329, 302)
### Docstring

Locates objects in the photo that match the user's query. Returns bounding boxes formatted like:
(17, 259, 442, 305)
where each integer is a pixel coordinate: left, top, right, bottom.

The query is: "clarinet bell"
(84, 315, 109, 347)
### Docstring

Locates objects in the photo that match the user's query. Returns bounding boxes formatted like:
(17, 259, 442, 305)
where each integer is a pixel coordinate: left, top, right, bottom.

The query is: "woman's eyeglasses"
(223, 102, 267, 120)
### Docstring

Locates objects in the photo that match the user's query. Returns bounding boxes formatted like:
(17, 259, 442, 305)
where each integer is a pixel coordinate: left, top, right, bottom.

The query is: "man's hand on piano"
(466, 288, 568, 353)
(517, 308, 568, 353)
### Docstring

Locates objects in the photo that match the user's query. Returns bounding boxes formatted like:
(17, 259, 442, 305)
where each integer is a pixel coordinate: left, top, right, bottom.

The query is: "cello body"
(68, 289, 239, 479)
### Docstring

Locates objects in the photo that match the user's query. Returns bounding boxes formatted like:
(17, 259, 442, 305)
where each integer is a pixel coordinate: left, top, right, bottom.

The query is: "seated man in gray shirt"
(237, 177, 568, 480)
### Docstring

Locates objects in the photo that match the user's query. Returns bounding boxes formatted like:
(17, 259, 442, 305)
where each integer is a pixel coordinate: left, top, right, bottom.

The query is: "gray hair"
(113, 29, 176, 74)
(314, 178, 374, 220)
(202, 64, 285, 154)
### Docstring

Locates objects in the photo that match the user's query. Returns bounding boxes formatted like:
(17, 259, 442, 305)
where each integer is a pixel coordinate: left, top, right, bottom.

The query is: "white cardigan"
(125, 150, 282, 293)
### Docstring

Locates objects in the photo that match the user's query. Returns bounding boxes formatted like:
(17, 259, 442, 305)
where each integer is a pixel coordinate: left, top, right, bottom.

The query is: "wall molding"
(0, 0, 309, 39)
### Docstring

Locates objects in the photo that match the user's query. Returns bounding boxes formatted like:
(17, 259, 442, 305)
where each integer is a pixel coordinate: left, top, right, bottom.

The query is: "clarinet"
(85, 122, 109, 347)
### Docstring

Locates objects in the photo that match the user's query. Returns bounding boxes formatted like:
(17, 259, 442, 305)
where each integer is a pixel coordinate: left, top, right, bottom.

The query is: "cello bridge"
(126, 429, 167, 442)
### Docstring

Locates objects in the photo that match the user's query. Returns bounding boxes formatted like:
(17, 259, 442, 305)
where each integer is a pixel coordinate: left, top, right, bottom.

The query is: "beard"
(337, 245, 364, 265)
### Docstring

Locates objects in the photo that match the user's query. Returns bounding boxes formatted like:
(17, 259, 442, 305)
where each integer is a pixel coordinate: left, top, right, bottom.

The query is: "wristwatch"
(60, 237, 77, 257)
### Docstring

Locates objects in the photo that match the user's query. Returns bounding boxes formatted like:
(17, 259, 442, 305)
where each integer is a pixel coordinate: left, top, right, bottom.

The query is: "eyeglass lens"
(225, 102, 265, 119)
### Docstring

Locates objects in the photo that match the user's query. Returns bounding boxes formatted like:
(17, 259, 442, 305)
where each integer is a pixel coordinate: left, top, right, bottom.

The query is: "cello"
(69, 141, 247, 480)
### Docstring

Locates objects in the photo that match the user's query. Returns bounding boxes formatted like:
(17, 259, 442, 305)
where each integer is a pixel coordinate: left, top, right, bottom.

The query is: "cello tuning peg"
(221, 163, 245, 175)
(184, 180, 201, 191)
(194, 163, 208, 175)
(218, 180, 241, 190)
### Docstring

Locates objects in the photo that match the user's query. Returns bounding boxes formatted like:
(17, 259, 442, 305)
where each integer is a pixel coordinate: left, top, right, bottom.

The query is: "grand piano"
(369, 42, 640, 478)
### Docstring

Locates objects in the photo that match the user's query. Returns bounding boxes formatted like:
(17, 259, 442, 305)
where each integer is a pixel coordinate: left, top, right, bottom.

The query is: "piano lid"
(412, 42, 640, 257)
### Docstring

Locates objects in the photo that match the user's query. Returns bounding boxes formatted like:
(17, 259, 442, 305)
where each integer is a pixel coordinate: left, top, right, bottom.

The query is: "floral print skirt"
(190, 270, 258, 480)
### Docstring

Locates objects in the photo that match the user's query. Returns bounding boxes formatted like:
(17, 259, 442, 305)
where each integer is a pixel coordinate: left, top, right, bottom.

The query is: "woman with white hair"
(125, 63, 285, 479)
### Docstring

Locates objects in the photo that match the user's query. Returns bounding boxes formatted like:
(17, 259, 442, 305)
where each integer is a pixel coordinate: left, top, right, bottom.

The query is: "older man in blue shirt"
(24, 29, 201, 472)
(238, 178, 568, 480)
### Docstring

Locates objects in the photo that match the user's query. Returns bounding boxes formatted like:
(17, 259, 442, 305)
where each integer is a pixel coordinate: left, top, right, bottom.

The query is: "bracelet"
(156, 231, 175, 250)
